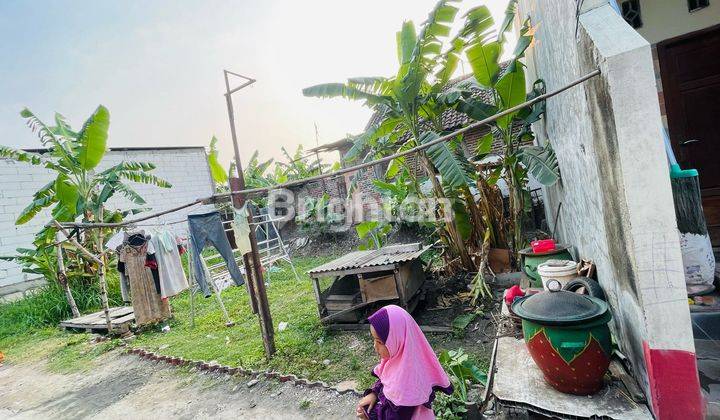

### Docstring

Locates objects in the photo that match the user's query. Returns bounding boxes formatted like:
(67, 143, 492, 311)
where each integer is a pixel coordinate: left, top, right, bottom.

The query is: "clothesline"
(55, 68, 601, 231)
(132, 218, 190, 228)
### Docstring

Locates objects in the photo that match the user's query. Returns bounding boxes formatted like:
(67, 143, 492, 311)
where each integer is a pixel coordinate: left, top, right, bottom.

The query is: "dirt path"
(0, 350, 358, 419)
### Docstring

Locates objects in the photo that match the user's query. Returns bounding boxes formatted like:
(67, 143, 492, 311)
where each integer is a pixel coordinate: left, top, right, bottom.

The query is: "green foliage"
(76, 105, 110, 170)
(451, 312, 477, 333)
(8, 106, 171, 229)
(497, 0, 518, 42)
(356, 221, 392, 250)
(0, 271, 123, 339)
(296, 194, 345, 236)
(234, 144, 331, 190)
(277, 145, 329, 181)
(243, 150, 275, 188)
(518, 142, 560, 186)
(304, 0, 498, 264)
(0, 247, 59, 285)
(436, 348, 487, 419)
(494, 64, 526, 129)
(466, 41, 500, 87)
(3, 105, 170, 315)
(207, 136, 229, 185)
(421, 132, 471, 189)
(456, 3, 559, 256)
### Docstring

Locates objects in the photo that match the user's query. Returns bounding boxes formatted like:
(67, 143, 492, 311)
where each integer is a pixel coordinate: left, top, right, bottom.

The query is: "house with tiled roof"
(314, 73, 540, 224)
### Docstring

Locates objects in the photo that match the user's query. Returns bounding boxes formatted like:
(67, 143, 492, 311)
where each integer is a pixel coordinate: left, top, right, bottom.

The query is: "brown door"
(658, 24, 720, 245)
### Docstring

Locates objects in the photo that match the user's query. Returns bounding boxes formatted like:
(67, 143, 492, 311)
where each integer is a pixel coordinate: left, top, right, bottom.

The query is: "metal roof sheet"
(308, 243, 430, 276)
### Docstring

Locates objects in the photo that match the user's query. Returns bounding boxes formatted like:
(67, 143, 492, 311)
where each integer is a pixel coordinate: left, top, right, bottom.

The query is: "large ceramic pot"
(519, 245, 574, 288)
(511, 282, 612, 395)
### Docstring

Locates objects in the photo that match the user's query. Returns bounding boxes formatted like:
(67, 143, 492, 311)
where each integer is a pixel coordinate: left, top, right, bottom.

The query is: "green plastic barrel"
(519, 245, 574, 287)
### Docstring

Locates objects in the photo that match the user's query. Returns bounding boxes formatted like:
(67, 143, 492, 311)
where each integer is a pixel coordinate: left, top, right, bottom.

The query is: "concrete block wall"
(98, 148, 215, 230)
(0, 159, 58, 294)
(516, 1, 701, 417)
(0, 147, 214, 297)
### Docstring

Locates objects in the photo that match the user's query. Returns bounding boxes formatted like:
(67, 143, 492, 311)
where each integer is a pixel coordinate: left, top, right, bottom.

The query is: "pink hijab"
(368, 305, 452, 408)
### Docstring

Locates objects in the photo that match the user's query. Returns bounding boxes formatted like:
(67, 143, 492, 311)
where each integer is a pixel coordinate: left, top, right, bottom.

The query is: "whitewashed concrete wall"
(0, 147, 214, 298)
(517, 0, 698, 415)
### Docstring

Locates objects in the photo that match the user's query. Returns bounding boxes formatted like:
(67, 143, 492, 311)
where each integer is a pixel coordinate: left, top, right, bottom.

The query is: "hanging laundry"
(119, 231, 171, 326)
(106, 230, 131, 303)
(187, 211, 245, 297)
(145, 252, 162, 295)
(232, 205, 253, 255)
(150, 230, 189, 298)
(116, 261, 131, 303)
(105, 231, 125, 251)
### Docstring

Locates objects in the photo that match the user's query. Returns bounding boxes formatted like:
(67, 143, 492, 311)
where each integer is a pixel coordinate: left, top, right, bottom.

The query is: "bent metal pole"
(57, 68, 601, 230)
(223, 70, 275, 358)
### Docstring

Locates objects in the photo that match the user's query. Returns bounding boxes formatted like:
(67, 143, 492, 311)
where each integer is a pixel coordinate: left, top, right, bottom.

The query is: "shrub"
(0, 272, 123, 339)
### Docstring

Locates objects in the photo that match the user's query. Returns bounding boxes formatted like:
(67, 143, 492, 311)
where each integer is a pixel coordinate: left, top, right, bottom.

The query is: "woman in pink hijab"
(356, 305, 453, 419)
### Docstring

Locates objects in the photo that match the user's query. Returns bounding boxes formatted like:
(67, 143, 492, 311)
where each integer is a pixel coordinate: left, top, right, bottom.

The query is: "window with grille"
(621, 0, 643, 29)
(688, 0, 710, 12)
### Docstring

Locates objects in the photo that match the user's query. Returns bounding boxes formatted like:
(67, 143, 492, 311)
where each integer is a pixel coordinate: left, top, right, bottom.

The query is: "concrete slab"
(492, 335, 653, 419)
(696, 339, 720, 418)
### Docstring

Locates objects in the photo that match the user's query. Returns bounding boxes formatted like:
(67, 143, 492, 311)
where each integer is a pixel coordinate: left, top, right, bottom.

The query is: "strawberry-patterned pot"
(511, 281, 612, 395)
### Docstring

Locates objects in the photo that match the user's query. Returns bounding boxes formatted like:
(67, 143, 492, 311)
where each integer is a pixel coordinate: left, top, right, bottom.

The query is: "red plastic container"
(531, 239, 556, 253)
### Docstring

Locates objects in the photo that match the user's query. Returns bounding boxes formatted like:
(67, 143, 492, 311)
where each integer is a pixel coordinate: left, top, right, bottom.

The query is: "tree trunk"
(506, 165, 525, 259)
(96, 207, 113, 333)
(419, 151, 476, 271)
(475, 171, 508, 249)
(461, 187, 486, 245)
(52, 219, 112, 332)
(503, 133, 525, 261)
(56, 245, 80, 318)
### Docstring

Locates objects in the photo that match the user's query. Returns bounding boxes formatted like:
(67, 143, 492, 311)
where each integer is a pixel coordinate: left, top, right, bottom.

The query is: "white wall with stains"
(517, 0, 695, 405)
(0, 147, 214, 299)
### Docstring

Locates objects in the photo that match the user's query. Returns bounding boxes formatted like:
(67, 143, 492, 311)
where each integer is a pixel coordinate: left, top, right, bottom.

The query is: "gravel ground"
(0, 349, 358, 419)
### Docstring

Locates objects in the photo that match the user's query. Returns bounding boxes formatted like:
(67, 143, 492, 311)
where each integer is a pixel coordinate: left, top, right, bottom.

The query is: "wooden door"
(658, 24, 720, 245)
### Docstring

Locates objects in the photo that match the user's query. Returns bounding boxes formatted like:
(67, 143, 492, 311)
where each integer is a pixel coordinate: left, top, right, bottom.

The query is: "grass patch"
(47, 336, 124, 373)
(0, 271, 124, 370)
(0, 255, 490, 391)
(0, 272, 123, 339)
(131, 255, 490, 389)
(0, 327, 121, 373)
(131, 255, 377, 388)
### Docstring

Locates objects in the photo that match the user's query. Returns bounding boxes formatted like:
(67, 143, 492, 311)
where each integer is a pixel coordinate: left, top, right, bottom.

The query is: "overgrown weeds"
(0, 272, 123, 340)
(0, 255, 492, 420)
(435, 348, 487, 420)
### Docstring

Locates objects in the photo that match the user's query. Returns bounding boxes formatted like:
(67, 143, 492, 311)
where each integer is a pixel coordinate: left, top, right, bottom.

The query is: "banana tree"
(207, 135, 229, 186)
(457, 0, 559, 255)
(244, 150, 276, 188)
(274, 145, 328, 182)
(0, 105, 171, 309)
(303, 0, 495, 271)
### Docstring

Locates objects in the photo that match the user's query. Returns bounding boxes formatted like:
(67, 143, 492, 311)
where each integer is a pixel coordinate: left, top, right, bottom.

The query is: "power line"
(57, 68, 601, 230)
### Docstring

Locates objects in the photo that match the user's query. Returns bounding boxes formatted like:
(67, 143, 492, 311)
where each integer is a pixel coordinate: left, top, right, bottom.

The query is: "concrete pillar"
(517, 0, 702, 417)
(577, 6, 702, 419)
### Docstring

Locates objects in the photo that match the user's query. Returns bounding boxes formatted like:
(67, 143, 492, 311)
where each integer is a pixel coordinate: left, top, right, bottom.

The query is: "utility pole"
(223, 70, 275, 357)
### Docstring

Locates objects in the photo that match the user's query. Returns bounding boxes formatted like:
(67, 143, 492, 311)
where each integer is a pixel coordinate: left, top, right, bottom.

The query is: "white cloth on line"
(233, 205, 253, 256)
(150, 230, 189, 298)
(105, 231, 125, 250)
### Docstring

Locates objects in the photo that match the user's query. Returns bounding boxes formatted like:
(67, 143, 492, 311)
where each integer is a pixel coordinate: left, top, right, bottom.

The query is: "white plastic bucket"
(537, 259, 578, 290)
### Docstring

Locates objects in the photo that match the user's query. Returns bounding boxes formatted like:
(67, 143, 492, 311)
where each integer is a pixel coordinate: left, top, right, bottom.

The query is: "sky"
(0, 1, 510, 168)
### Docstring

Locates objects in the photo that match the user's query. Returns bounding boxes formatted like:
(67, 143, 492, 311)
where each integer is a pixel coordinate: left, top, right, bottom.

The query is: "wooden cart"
(307, 243, 429, 327)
